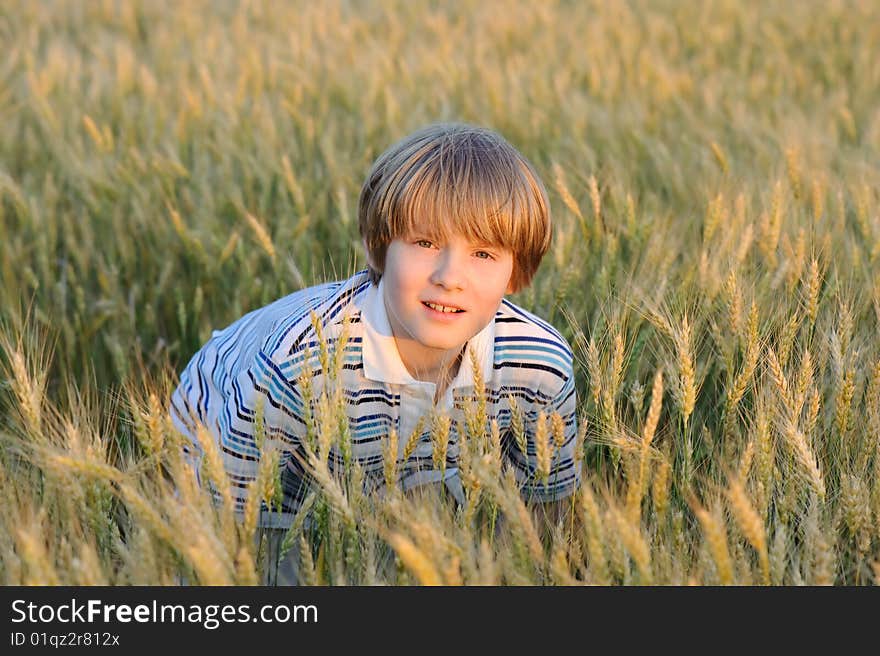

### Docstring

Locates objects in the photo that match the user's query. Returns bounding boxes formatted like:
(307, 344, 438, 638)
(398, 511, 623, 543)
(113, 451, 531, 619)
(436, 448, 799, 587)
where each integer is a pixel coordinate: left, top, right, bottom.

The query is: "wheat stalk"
(690, 496, 733, 585)
(780, 422, 826, 499)
(244, 211, 276, 260)
(534, 411, 552, 486)
(386, 532, 442, 585)
(609, 504, 652, 584)
(579, 481, 609, 584)
(726, 475, 770, 584)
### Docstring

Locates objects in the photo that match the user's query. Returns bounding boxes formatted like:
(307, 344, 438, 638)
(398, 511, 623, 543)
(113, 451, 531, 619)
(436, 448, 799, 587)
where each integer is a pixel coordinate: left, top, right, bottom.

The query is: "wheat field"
(1, 0, 879, 585)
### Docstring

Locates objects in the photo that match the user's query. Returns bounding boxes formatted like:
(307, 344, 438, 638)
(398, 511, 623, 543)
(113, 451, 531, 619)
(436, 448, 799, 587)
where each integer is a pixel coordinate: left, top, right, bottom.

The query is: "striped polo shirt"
(170, 269, 580, 527)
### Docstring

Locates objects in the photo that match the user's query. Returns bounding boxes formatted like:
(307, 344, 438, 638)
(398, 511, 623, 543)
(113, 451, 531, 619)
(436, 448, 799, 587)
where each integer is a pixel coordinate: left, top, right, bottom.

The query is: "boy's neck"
(395, 339, 464, 388)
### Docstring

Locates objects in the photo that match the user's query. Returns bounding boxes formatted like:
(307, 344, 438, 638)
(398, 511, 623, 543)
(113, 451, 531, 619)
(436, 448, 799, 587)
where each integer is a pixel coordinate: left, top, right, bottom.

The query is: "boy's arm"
(171, 341, 310, 528)
(223, 347, 311, 526)
(169, 378, 202, 483)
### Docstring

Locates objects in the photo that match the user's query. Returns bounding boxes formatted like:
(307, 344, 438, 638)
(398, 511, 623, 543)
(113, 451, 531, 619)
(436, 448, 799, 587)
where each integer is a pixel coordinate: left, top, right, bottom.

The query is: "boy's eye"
(474, 250, 494, 260)
(415, 239, 434, 249)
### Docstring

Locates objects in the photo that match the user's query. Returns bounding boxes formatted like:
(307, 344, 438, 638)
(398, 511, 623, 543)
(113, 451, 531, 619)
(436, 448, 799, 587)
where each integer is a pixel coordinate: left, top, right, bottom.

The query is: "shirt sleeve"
(170, 340, 311, 529)
(509, 351, 582, 503)
(168, 339, 221, 484)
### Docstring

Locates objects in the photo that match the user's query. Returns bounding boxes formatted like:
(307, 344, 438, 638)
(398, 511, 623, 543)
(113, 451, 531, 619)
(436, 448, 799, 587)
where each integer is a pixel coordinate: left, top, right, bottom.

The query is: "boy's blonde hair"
(358, 123, 551, 293)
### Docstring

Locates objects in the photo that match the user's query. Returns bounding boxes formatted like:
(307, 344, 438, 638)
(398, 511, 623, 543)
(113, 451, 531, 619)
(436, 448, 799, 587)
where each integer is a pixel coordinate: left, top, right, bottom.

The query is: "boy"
(170, 123, 581, 575)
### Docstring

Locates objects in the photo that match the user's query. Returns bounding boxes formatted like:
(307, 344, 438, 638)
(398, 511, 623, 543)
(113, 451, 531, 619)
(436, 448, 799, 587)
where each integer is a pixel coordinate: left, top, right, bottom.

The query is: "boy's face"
(378, 231, 515, 373)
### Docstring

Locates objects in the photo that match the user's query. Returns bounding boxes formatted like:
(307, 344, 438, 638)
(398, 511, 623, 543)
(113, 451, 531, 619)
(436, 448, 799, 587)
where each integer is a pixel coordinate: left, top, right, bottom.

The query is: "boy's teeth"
(425, 302, 460, 313)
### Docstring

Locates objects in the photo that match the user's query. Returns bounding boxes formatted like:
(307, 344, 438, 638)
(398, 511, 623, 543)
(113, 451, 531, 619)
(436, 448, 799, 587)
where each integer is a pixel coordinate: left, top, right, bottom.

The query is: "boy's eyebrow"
(411, 236, 503, 250)
(402, 228, 506, 250)
(469, 237, 507, 250)
(406, 232, 438, 241)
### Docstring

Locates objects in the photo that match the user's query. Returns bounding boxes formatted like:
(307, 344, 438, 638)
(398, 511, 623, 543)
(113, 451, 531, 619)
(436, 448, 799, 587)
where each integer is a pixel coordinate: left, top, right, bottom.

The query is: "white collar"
(357, 276, 495, 389)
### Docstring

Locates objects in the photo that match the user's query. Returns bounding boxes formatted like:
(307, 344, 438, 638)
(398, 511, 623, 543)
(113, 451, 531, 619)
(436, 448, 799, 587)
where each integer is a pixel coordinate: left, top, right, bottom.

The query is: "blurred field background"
(2, 0, 880, 585)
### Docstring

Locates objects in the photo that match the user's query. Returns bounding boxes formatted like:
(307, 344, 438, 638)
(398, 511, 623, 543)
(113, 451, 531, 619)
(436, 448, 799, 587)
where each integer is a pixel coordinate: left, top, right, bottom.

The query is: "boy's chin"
(413, 330, 469, 352)
(416, 337, 466, 351)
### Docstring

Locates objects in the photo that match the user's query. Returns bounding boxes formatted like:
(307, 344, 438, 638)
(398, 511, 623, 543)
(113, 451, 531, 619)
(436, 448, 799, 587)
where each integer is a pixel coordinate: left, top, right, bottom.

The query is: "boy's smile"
(377, 233, 514, 382)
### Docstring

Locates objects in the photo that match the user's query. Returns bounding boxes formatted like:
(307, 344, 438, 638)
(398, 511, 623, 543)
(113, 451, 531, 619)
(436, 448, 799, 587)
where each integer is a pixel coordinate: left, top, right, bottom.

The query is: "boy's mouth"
(422, 301, 465, 314)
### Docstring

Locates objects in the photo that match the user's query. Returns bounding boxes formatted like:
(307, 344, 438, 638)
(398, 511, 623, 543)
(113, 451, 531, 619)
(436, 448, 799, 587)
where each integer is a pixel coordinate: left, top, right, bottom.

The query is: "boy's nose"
(430, 249, 466, 290)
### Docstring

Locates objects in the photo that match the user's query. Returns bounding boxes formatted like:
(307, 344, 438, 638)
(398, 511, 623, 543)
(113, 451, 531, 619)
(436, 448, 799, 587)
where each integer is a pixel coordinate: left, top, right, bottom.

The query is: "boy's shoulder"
(259, 269, 372, 363)
(492, 297, 574, 391)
